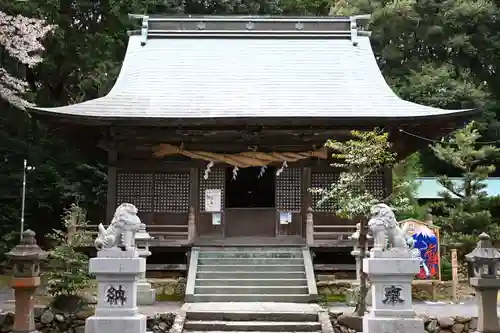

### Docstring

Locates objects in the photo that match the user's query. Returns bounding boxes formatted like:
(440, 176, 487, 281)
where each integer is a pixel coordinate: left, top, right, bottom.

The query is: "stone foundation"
(330, 312, 479, 333)
(151, 278, 186, 301)
(0, 307, 176, 333)
(317, 280, 474, 302)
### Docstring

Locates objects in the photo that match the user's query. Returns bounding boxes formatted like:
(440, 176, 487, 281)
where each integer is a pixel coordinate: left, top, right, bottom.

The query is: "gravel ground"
(329, 299, 491, 317)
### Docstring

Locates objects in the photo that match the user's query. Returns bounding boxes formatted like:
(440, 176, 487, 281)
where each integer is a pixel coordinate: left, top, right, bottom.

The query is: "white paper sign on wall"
(205, 189, 222, 212)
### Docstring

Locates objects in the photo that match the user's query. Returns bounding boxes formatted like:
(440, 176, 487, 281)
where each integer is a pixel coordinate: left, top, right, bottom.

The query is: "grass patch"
(325, 294, 347, 302)
(0, 275, 10, 287)
(156, 293, 184, 302)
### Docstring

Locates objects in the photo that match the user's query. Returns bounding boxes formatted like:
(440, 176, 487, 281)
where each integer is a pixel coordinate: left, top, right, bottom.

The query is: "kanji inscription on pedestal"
(382, 285, 405, 306)
(105, 285, 127, 306)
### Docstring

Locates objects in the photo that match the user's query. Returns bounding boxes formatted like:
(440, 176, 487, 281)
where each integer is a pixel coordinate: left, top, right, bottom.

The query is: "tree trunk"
(354, 219, 368, 316)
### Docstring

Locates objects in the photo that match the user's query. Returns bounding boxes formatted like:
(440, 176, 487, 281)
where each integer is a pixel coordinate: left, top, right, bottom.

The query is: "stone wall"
(0, 307, 176, 333)
(151, 278, 186, 301)
(317, 280, 473, 302)
(330, 312, 478, 333)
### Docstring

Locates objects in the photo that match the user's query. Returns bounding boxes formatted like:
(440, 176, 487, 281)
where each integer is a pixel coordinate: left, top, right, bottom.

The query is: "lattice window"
(199, 168, 225, 212)
(153, 173, 190, 213)
(311, 172, 339, 212)
(276, 168, 301, 212)
(366, 172, 385, 199)
(116, 173, 153, 211)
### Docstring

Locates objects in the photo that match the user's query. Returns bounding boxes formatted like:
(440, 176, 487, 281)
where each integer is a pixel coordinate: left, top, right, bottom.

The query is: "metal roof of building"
(29, 16, 473, 121)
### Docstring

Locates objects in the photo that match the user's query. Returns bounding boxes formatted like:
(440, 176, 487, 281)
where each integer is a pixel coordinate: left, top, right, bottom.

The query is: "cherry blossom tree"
(0, 10, 54, 109)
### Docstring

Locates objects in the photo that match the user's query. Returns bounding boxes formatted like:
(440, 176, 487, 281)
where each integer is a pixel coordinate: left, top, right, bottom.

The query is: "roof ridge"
(127, 14, 371, 45)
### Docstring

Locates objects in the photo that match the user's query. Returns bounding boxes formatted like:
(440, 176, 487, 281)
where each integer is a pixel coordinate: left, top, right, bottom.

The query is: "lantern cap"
(135, 223, 153, 241)
(6, 230, 48, 262)
(465, 233, 500, 262)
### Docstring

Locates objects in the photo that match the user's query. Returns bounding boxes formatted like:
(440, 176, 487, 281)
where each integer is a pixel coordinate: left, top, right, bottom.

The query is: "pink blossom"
(0, 11, 55, 109)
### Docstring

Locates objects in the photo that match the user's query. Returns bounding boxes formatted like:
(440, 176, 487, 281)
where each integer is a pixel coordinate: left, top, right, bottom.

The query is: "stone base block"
(85, 314, 147, 333)
(363, 315, 423, 333)
(345, 286, 372, 306)
(137, 287, 157, 305)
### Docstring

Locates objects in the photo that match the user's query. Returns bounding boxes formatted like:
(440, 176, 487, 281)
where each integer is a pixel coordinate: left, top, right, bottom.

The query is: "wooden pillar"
(451, 248, 459, 303)
(301, 167, 312, 237)
(189, 168, 199, 238)
(188, 207, 196, 243)
(106, 149, 118, 223)
(306, 207, 314, 246)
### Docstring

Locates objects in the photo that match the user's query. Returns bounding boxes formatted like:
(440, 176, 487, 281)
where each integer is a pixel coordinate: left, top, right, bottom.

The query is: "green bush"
(45, 204, 93, 297)
(440, 257, 452, 281)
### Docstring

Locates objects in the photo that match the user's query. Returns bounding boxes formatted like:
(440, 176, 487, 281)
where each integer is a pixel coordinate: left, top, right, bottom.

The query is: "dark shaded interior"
(225, 167, 275, 208)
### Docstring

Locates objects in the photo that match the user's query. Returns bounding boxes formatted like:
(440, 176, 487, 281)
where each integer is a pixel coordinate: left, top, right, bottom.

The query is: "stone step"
(198, 251, 303, 259)
(185, 331, 320, 333)
(196, 265, 305, 272)
(198, 258, 304, 265)
(185, 311, 318, 322)
(184, 320, 321, 332)
(187, 294, 314, 302)
(194, 285, 309, 295)
(195, 278, 307, 287)
(196, 271, 307, 279)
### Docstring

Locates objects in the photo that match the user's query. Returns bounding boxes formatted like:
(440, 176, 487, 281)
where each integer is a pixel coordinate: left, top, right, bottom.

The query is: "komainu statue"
(94, 203, 142, 251)
(367, 203, 409, 251)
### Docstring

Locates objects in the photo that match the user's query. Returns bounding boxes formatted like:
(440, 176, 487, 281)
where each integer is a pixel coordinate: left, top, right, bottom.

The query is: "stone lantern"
(465, 232, 500, 333)
(135, 223, 156, 305)
(465, 233, 500, 278)
(6, 230, 47, 333)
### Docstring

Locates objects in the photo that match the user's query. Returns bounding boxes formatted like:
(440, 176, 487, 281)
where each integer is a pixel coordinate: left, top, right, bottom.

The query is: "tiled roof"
(29, 16, 473, 121)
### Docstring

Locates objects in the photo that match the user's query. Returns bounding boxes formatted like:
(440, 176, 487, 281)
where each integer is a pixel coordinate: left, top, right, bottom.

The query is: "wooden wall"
(107, 155, 388, 244)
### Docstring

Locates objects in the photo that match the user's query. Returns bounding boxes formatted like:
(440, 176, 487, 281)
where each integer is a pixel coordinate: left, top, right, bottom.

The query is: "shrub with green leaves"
(45, 204, 93, 297)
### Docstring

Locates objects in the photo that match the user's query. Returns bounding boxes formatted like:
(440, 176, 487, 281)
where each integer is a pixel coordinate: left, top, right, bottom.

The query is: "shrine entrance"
(224, 167, 277, 237)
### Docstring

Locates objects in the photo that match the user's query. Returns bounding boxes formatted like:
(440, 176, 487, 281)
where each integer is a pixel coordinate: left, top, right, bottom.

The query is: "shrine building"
(30, 15, 476, 273)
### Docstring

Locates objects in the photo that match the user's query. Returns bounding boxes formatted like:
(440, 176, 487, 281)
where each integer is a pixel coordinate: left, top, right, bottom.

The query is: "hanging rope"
(399, 128, 500, 145)
(153, 144, 329, 167)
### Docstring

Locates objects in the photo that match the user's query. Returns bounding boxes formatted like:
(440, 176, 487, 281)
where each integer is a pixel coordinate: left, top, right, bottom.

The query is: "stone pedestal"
(345, 281, 372, 306)
(136, 249, 156, 305)
(470, 277, 500, 333)
(85, 248, 147, 333)
(362, 249, 423, 333)
(346, 248, 372, 306)
(135, 223, 156, 305)
(10, 278, 39, 333)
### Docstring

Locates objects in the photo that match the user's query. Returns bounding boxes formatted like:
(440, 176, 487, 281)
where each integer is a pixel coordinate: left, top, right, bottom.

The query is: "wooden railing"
(306, 207, 358, 247)
(79, 206, 196, 247)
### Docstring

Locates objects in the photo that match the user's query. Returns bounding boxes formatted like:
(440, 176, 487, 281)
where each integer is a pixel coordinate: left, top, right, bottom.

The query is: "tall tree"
(431, 121, 500, 249)
(331, 0, 500, 175)
(0, 9, 53, 108)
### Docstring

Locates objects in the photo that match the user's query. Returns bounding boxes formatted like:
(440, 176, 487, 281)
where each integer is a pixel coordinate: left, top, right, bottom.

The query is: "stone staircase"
(185, 246, 317, 302)
(182, 302, 323, 333)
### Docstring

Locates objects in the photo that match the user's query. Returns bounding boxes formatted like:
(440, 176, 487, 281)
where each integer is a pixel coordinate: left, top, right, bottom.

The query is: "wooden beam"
(115, 156, 335, 172)
(110, 128, 352, 143)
